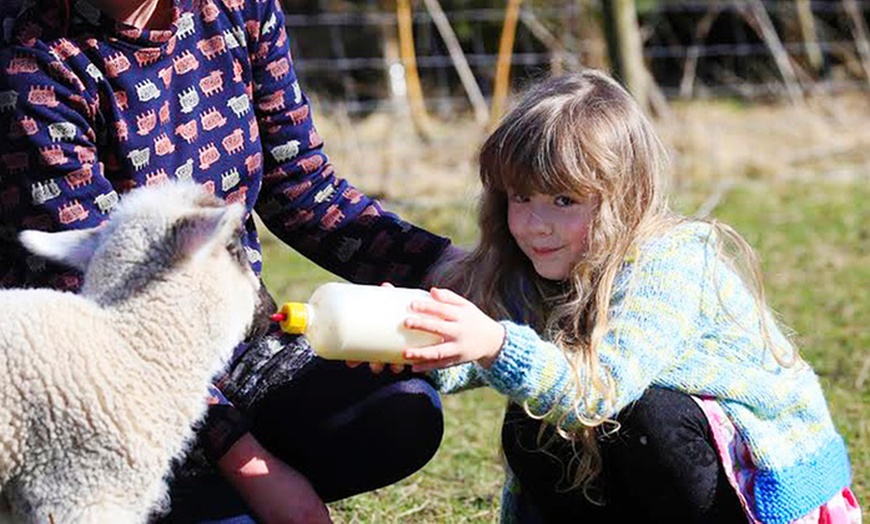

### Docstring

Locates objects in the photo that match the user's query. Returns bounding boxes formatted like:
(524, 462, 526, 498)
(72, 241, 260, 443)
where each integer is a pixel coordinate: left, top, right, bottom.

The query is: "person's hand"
(218, 433, 332, 524)
(402, 287, 506, 372)
(345, 360, 406, 374)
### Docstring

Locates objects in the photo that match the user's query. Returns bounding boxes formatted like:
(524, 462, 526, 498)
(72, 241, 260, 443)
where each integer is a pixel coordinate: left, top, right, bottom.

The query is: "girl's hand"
(403, 287, 506, 372)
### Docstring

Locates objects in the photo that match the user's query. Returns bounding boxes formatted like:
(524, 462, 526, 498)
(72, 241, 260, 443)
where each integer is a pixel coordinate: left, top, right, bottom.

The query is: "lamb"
(0, 181, 262, 523)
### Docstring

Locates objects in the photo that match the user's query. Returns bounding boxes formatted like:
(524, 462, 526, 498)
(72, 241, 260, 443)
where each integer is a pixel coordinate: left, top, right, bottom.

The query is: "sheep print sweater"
(429, 223, 854, 523)
(0, 0, 448, 288)
(0, 0, 449, 455)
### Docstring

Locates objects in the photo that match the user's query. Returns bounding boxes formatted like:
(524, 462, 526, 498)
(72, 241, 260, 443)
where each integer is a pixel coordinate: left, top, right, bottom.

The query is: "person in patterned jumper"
(401, 71, 860, 523)
(0, 0, 456, 522)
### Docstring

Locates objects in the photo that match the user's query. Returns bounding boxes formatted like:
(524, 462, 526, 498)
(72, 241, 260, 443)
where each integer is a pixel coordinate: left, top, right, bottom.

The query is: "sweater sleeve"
(479, 231, 711, 428)
(248, 0, 450, 288)
(0, 43, 115, 290)
(427, 362, 488, 394)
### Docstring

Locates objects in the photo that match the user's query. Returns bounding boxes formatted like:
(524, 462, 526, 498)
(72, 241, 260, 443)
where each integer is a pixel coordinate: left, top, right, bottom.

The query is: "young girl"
(403, 71, 860, 522)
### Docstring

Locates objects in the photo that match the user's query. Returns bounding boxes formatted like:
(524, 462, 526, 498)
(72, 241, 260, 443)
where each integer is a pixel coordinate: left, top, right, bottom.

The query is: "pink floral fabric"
(693, 396, 862, 523)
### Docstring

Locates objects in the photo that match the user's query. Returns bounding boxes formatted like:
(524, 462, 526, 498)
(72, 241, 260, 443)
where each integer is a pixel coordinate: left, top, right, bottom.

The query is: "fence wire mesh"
(282, 0, 870, 115)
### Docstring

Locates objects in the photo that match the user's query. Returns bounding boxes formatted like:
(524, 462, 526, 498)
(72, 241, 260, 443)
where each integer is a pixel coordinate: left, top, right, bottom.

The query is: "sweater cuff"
(200, 390, 252, 462)
(481, 321, 540, 397)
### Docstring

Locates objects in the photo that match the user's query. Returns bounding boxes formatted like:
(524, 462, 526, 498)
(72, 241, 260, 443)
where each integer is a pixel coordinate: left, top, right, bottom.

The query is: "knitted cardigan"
(429, 222, 852, 523)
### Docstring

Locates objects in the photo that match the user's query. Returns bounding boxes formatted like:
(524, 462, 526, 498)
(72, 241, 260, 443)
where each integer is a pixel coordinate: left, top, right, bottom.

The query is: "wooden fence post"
(602, 0, 649, 111)
(490, 0, 523, 129)
(843, 0, 870, 85)
(396, 0, 432, 140)
(421, 0, 490, 125)
(740, 0, 804, 104)
(795, 0, 823, 74)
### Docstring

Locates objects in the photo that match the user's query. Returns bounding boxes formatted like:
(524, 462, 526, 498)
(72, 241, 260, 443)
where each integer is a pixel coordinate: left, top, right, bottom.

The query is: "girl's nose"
(527, 208, 552, 234)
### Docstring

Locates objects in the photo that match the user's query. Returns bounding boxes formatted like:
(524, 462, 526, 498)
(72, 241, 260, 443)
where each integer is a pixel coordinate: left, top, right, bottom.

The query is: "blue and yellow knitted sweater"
(430, 222, 852, 523)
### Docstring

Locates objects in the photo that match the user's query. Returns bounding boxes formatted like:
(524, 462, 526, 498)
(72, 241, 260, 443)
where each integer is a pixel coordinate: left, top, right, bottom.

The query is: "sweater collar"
(6, 0, 190, 47)
(71, 0, 185, 47)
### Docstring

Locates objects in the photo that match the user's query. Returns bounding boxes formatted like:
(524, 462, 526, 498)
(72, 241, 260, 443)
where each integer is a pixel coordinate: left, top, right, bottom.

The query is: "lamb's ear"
(19, 227, 103, 271)
(176, 203, 245, 260)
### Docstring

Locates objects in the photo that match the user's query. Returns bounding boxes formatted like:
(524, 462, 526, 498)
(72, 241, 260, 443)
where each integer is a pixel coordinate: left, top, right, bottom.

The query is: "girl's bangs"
(481, 131, 594, 198)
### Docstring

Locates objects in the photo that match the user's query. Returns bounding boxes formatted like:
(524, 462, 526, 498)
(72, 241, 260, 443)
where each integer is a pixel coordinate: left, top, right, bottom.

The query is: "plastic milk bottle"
(272, 282, 441, 364)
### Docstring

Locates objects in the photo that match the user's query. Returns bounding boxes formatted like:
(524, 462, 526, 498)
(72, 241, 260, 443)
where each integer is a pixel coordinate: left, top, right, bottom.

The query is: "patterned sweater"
(430, 223, 852, 523)
(0, 0, 449, 456)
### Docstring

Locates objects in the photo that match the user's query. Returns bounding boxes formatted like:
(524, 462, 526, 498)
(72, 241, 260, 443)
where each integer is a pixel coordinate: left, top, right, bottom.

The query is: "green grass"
(259, 178, 869, 522)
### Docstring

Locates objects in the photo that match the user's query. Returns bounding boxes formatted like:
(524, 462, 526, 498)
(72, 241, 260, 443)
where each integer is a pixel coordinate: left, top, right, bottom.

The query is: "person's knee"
(318, 376, 444, 501)
(607, 388, 717, 475)
(614, 387, 711, 450)
(377, 377, 444, 467)
(605, 388, 729, 517)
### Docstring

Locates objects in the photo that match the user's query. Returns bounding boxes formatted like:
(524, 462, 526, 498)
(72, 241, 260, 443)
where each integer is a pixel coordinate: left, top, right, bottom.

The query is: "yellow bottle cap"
(278, 302, 308, 334)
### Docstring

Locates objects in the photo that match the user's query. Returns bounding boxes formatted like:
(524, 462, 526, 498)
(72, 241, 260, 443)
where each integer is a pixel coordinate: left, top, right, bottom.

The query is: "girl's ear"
(174, 203, 245, 260)
(19, 226, 103, 271)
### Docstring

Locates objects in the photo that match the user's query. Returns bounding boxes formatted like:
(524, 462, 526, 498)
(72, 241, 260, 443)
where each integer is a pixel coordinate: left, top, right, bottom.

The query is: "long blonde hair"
(442, 70, 790, 498)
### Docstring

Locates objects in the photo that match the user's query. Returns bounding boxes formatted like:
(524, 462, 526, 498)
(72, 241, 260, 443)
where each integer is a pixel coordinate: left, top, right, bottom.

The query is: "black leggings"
(502, 387, 746, 523)
(160, 332, 443, 522)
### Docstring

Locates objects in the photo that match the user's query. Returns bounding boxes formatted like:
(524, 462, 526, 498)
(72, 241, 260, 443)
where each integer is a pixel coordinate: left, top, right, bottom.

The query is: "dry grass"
(660, 93, 870, 184)
(311, 92, 870, 201)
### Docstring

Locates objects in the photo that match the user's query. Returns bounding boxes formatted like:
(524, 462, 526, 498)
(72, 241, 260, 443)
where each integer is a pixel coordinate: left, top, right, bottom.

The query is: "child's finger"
(403, 343, 459, 362)
(411, 356, 464, 373)
(409, 300, 458, 322)
(405, 316, 454, 339)
(429, 287, 469, 306)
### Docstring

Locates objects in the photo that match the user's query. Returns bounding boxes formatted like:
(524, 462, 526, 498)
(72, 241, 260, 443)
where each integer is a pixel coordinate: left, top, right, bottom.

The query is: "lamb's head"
(19, 181, 262, 345)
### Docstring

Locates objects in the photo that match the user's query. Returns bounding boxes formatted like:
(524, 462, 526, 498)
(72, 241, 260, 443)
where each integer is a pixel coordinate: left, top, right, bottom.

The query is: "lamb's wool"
(0, 181, 260, 523)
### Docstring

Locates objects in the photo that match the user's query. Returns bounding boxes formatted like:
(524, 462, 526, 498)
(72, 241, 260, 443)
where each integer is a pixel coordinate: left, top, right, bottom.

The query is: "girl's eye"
(509, 193, 530, 203)
(553, 195, 576, 207)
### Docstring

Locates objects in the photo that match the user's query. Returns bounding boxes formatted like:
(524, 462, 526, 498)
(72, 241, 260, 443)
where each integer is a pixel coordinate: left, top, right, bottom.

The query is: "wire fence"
(283, 0, 870, 115)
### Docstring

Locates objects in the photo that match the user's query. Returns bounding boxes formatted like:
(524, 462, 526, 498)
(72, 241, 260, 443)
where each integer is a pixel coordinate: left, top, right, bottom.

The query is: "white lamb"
(0, 181, 262, 523)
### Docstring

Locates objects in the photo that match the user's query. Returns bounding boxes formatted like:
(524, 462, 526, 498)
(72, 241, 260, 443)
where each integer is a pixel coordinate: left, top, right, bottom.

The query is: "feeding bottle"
(271, 282, 441, 364)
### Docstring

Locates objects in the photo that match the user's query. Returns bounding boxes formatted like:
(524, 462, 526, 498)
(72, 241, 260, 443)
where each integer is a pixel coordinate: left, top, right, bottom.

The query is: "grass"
(259, 176, 869, 522)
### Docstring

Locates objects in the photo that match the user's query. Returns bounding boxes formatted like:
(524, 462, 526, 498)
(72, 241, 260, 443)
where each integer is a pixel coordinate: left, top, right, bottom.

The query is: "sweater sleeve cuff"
(199, 387, 252, 462)
(480, 321, 540, 397)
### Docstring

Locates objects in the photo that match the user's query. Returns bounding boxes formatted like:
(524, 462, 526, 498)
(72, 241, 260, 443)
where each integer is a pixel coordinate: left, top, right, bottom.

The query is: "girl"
(404, 71, 859, 522)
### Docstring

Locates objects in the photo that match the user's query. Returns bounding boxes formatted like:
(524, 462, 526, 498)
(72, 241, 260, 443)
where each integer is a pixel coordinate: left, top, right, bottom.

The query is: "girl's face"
(507, 191, 597, 281)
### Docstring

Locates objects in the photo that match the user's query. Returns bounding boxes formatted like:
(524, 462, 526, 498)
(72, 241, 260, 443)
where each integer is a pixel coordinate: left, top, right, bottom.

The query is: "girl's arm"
(427, 361, 488, 394)
(405, 231, 711, 427)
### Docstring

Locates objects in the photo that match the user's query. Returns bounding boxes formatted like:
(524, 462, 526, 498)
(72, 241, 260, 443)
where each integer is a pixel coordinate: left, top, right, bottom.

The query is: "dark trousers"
(160, 333, 443, 523)
(502, 387, 746, 523)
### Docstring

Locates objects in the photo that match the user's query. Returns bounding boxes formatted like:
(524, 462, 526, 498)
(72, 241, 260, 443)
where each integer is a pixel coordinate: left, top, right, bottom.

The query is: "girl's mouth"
(532, 246, 562, 256)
